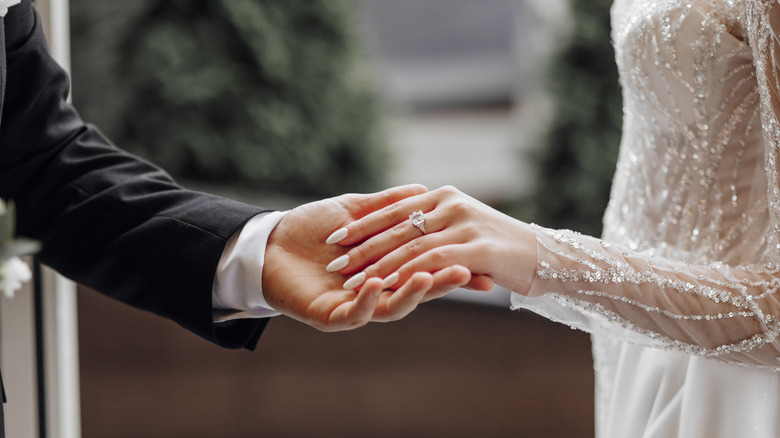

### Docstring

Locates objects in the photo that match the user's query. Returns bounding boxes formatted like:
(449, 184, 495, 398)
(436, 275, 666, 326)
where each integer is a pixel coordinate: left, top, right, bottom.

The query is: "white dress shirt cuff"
(212, 210, 287, 322)
(0, 0, 21, 18)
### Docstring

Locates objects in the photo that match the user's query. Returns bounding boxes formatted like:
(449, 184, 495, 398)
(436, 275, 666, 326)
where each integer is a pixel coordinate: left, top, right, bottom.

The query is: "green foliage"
(506, 0, 622, 237)
(70, 0, 386, 197)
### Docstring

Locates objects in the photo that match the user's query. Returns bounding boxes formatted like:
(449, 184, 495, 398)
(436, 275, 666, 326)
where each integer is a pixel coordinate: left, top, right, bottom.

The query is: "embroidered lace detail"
(513, 0, 780, 371)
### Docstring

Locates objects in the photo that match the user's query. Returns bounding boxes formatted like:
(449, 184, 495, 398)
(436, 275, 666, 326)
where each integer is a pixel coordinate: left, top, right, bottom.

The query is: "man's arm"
(0, 1, 470, 346)
(0, 0, 270, 349)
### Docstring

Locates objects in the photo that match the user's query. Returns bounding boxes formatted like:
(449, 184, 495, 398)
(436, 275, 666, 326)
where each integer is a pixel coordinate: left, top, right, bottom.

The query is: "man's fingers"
(372, 272, 433, 322)
(379, 244, 485, 296)
(348, 184, 427, 218)
(325, 277, 384, 331)
(419, 265, 473, 302)
(463, 274, 494, 292)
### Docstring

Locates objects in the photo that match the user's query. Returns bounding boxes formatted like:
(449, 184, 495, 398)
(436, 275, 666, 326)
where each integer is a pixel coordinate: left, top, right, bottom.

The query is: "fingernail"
(343, 272, 367, 290)
(382, 272, 400, 289)
(326, 227, 349, 245)
(326, 254, 350, 272)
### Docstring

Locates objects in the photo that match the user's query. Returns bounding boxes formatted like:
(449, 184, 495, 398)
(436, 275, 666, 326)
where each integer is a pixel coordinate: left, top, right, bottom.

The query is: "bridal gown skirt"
(507, 0, 780, 435)
(593, 337, 780, 438)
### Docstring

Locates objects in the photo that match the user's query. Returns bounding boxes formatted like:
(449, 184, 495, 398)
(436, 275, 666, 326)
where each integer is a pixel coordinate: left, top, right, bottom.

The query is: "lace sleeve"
(511, 0, 780, 370)
(513, 225, 780, 369)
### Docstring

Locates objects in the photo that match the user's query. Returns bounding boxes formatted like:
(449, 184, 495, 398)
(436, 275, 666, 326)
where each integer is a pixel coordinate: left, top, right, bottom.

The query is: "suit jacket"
(2, 0, 270, 347)
(0, 2, 270, 426)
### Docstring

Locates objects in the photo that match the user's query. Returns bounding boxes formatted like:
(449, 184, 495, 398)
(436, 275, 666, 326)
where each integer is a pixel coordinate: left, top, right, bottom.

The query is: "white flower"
(0, 256, 32, 298)
(0, 0, 20, 18)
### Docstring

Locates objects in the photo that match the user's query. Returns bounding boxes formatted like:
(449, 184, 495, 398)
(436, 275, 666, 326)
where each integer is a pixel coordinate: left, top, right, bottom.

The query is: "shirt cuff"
(0, 0, 21, 18)
(212, 210, 287, 322)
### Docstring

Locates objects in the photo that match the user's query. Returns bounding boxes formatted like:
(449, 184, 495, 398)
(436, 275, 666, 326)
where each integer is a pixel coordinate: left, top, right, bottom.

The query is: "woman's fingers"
(327, 208, 449, 276)
(325, 185, 498, 294)
(327, 185, 430, 245)
(328, 198, 435, 247)
(327, 186, 465, 247)
(339, 231, 458, 290)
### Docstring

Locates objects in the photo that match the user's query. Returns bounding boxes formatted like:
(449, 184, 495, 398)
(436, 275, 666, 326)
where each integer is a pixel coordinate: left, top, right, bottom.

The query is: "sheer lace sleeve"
(511, 0, 780, 370)
(514, 225, 780, 368)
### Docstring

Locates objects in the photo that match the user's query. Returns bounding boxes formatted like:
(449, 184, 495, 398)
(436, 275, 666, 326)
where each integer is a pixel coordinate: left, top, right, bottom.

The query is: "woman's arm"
(326, 185, 780, 369)
(318, 1, 780, 369)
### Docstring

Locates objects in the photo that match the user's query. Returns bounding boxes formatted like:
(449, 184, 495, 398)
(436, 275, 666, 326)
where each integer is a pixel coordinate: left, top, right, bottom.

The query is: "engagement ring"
(409, 210, 427, 235)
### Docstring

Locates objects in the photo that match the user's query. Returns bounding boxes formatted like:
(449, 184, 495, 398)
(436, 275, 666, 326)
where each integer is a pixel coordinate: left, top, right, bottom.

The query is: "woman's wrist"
(493, 217, 538, 294)
(516, 221, 539, 295)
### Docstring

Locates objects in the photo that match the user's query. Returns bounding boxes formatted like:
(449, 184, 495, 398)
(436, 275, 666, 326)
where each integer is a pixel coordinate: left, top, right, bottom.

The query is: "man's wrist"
(212, 211, 288, 321)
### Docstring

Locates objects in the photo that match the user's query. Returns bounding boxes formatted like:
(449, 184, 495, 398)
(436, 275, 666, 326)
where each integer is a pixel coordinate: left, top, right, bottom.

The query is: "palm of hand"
(261, 185, 438, 331)
(262, 198, 361, 330)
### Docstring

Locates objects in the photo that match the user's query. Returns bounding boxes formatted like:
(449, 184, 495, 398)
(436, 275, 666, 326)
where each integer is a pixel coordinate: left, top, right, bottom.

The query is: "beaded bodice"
(607, 0, 769, 265)
(513, 0, 780, 370)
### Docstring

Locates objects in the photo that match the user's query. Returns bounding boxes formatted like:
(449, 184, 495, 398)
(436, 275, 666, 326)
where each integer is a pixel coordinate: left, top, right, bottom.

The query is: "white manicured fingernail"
(343, 272, 367, 290)
(382, 272, 400, 289)
(326, 254, 350, 272)
(326, 227, 349, 245)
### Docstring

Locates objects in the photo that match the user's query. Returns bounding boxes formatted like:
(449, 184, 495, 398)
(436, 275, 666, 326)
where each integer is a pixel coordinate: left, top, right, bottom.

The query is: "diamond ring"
(409, 210, 427, 235)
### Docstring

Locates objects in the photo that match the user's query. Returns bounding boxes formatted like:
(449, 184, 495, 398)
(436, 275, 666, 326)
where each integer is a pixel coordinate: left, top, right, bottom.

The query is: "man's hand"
(262, 184, 472, 331)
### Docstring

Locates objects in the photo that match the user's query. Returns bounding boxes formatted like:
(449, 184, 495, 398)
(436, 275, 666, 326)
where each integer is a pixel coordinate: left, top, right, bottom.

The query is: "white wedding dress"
(511, 0, 780, 436)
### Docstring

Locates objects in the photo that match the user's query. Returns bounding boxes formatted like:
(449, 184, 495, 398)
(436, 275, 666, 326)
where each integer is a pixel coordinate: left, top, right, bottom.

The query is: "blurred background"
(68, 0, 621, 436)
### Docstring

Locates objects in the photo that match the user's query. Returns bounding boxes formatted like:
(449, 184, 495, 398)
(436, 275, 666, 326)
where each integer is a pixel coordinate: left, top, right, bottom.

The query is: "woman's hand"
(323, 186, 538, 296)
(262, 184, 475, 331)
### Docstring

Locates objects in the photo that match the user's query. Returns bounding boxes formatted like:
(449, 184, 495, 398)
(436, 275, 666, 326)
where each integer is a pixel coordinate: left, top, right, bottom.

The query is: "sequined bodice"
(606, 0, 771, 265)
(514, 0, 780, 371)
(512, 1, 780, 435)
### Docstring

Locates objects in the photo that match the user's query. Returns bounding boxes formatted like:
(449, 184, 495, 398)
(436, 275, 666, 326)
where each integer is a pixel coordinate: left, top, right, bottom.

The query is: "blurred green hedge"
(507, 0, 622, 237)
(70, 0, 386, 198)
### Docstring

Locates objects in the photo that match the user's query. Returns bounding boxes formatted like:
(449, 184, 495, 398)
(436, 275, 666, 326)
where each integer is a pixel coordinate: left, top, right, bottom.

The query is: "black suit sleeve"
(0, 1, 269, 350)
